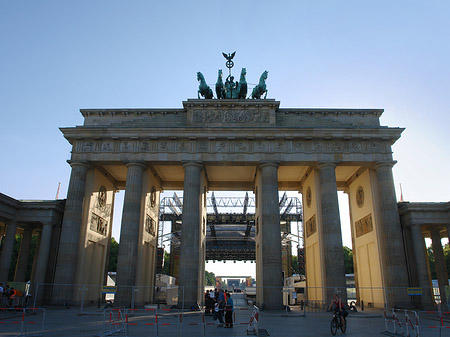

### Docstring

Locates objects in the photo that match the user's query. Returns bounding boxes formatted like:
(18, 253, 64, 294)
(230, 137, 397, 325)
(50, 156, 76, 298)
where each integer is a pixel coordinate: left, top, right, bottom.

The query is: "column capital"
(259, 161, 279, 169)
(67, 160, 89, 169)
(124, 161, 146, 169)
(373, 161, 397, 170)
(182, 161, 203, 169)
(317, 162, 337, 170)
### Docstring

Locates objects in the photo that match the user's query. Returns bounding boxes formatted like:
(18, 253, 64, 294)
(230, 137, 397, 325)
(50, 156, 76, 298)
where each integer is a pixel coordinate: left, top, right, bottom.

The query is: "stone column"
(318, 163, 346, 303)
(178, 162, 203, 308)
(446, 225, 450, 247)
(32, 223, 53, 302)
(374, 162, 410, 307)
(0, 221, 18, 283)
(410, 225, 434, 308)
(53, 162, 89, 300)
(259, 162, 283, 309)
(430, 228, 448, 308)
(115, 162, 145, 305)
(14, 227, 33, 282)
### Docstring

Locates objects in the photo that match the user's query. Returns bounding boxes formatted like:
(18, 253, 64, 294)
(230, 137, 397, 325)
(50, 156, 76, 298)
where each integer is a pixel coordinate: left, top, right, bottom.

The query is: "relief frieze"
(157, 141, 169, 152)
(74, 138, 390, 156)
(216, 141, 228, 152)
(192, 109, 270, 124)
(82, 141, 96, 152)
(139, 141, 150, 151)
(355, 213, 373, 238)
(145, 214, 156, 236)
(101, 142, 114, 152)
(196, 140, 208, 152)
(177, 141, 190, 152)
(255, 140, 270, 152)
(235, 141, 249, 153)
(90, 212, 108, 236)
(305, 214, 317, 238)
(120, 141, 134, 152)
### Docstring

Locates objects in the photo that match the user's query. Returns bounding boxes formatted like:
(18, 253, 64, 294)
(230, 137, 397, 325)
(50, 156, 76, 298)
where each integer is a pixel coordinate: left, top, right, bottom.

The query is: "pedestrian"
(212, 302, 224, 326)
(216, 289, 226, 327)
(224, 293, 234, 328)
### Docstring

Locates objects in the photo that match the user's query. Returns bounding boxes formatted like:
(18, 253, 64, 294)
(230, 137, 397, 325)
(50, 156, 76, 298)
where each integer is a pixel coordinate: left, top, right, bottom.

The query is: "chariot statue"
(197, 52, 266, 100)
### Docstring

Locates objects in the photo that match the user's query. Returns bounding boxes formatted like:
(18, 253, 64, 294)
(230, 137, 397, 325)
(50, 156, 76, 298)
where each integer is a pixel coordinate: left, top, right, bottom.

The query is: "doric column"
(410, 225, 434, 308)
(446, 225, 450, 246)
(259, 162, 283, 309)
(318, 163, 346, 303)
(374, 162, 410, 307)
(115, 162, 145, 304)
(0, 221, 18, 283)
(178, 162, 203, 308)
(430, 228, 448, 308)
(53, 162, 89, 292)
(33, 223, 53, 288)
(14, 227, 33, 282)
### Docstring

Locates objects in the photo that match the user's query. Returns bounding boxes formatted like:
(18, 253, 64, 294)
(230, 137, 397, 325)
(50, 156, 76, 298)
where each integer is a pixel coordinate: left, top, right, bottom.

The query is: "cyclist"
(328, 293, 347, 327)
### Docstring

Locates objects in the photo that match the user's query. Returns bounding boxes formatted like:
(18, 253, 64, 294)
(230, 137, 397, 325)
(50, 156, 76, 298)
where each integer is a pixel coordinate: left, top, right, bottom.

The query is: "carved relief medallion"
(356, 186, 364, 208)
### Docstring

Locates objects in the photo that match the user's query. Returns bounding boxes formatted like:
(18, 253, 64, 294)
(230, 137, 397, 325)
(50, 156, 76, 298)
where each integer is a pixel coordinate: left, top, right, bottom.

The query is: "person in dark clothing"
(224, 293, 234, 328)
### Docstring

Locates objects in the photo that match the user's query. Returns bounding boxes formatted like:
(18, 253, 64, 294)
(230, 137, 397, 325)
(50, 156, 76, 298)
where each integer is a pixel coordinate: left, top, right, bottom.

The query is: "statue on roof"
(196, 52, 266, 100)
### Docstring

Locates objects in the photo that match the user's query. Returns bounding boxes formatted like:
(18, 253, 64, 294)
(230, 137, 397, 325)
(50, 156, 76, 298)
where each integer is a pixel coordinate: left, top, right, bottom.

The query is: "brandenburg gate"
(53, 97, 411, 309)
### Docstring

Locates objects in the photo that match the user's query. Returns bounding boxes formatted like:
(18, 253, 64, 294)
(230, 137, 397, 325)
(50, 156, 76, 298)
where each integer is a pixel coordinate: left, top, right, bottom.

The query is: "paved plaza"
(1, 294, 450, 337)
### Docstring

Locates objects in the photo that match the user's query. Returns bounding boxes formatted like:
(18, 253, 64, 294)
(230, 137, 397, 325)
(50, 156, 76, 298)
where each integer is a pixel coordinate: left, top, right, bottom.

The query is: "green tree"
(291, 255, 300, 274)
(205, 270, 215, 286)
(108, 237, 119, 272)
(427, 246, 436, 279)
(162, 251, 170, 275)
(8, 235, 22, 281)
(343, 246, 354, 274)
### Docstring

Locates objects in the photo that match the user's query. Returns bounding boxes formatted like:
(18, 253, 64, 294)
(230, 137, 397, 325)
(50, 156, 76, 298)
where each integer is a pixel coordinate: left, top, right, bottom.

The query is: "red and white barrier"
(0, 307, 45, 337)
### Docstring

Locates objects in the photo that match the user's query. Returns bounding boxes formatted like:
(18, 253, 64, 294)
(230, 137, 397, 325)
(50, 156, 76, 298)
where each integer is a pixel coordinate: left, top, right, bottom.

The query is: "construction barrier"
(95, 304, 258, 336)
(418, 310, 450, 336)
(383, 308, 420, 337)
(0, 307, 45, 337)
(95, 308, 126, 337)
(246, 305, 259, 336)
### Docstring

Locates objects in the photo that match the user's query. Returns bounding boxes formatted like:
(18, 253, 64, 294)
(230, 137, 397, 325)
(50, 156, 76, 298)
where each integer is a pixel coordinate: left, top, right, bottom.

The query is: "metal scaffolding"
(159, 192, 304, 265)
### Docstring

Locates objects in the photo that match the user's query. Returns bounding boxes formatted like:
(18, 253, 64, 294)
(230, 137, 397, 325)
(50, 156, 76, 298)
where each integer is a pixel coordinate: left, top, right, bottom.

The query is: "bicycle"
(330, 309, 346, 335)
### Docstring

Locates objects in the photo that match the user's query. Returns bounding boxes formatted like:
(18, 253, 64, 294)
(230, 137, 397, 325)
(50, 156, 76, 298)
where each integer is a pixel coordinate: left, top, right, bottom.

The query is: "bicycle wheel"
(330, 317, 338, 335)
(340, 316, 347, 333)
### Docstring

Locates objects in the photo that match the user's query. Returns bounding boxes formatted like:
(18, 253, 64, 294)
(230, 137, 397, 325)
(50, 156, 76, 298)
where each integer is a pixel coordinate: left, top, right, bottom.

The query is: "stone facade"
(53, 98, 412, 309)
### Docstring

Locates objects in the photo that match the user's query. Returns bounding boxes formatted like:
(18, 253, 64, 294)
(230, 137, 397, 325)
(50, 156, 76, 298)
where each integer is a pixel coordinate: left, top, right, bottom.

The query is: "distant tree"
(427, 246, 436, 279)
(108, 238, 119, 272)
(205, 270, 215, 286)
(8, 235, 22, 281)
(343, 246, 354, 274)
(291, 255, 300, 274)
(162, 251, 170, 275)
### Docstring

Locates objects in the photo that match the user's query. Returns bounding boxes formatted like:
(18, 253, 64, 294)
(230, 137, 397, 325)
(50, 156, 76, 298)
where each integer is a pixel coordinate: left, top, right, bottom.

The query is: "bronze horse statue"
(215, 69, 224, 99)
(251, 70, 268, 99)
(238, 68, 247, 99)
(197, 72, 213, 99)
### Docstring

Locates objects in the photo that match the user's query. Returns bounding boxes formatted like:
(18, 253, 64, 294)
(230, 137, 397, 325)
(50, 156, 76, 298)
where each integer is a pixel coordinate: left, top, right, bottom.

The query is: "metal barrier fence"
(95, 304, 258, 337)
(0, 307, 45, 336)
(32, 283, 183, 314)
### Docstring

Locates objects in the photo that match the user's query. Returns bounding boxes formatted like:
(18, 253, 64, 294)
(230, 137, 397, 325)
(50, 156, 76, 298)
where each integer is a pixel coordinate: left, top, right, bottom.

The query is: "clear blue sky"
(1, 1, 450, 276)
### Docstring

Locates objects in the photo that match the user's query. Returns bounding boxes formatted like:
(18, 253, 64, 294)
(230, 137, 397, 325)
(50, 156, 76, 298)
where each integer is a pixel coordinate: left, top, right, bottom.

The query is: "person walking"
(224, 293, 234, 328)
